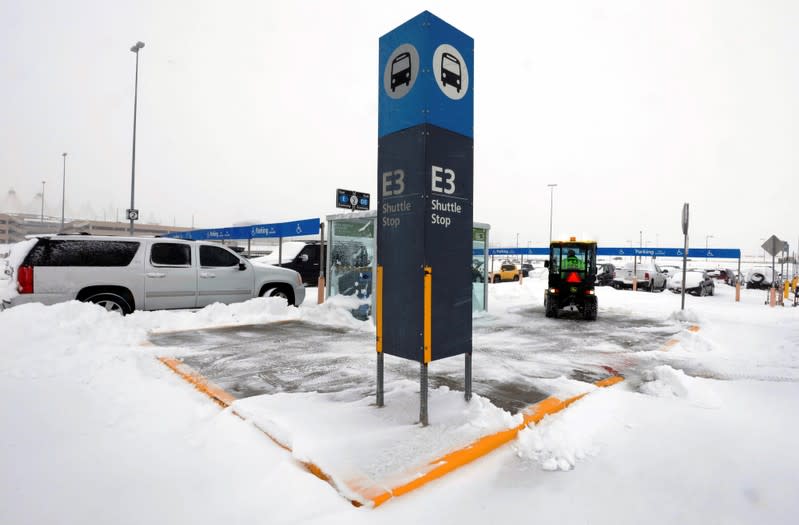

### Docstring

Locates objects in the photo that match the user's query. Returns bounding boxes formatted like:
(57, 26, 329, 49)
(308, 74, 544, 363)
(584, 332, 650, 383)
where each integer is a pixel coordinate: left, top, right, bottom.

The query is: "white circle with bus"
(384, 44, 420, 99)
(433, 44, 469, 100)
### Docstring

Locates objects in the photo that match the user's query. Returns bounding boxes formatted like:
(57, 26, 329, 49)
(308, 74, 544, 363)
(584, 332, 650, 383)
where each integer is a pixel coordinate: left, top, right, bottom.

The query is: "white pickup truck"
(614, 261, 668, 291)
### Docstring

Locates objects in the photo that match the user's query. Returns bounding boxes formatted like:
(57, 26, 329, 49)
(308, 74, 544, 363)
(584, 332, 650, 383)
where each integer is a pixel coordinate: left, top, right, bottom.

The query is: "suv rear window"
(23, 239, 140, 267)
(151, 243, 192, 266)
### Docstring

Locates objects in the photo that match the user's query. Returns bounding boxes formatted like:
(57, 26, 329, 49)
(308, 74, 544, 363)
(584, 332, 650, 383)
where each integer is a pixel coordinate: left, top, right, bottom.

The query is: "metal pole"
(376, 352, 384, 407)
(129, 42, 144, 235)
(60, 153, 66, 232)
(278, 237, 283, 265)
(420, 361, 428, 426)
(465, 351, 472, 402)
(681, 233, 689, 310)
(40, 181, 45, 224)
(547, 184, 557, 244)
(317, 222, 326, 305)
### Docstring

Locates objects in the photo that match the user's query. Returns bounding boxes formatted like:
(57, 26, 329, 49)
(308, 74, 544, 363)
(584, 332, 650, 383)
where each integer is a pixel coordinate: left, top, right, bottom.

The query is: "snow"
(1, 265, 799, 523)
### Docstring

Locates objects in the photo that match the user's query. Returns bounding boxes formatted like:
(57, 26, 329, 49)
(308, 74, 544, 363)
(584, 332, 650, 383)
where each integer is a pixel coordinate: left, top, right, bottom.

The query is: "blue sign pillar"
(376, 12, 474, 424)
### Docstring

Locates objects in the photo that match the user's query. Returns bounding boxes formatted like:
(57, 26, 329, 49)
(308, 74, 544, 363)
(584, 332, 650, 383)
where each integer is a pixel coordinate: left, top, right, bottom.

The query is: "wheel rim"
(271, 290, 288, 300)
(97, 300, 122, 313)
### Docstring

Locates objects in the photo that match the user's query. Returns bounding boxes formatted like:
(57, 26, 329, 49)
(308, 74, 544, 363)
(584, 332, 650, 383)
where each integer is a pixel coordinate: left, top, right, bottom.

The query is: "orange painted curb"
(360, 375, 625, 508)
(159, 357, 236, 408)
(660, 325, 700, 352)
(158, 356, 623, 510)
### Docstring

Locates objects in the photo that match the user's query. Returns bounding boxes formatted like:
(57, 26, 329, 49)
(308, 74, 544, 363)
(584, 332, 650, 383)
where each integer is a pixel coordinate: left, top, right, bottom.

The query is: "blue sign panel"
(595, 247, 741, 259)
(378, 13, 474, 364)
(478, 247, 741, 259)
(378, 11, 474, 139)
(166, 218, 320, 241)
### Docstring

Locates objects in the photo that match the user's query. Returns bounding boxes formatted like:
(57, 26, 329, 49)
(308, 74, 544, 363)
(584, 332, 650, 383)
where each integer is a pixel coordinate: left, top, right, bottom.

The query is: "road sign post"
(680, 203, 689, 311)
(377, 12, 474, 425)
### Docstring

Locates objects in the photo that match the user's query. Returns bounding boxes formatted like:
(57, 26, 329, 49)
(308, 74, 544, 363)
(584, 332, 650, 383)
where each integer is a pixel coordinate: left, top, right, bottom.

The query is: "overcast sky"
(2, 1, 797, 255)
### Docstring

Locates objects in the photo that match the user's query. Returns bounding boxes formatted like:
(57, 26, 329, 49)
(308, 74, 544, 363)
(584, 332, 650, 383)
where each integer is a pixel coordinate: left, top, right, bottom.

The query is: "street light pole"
(40, 181, 45, 224)
(129, 41, 145, 235)
(60, 153, 67, 232)
(547, 184, 557, 244)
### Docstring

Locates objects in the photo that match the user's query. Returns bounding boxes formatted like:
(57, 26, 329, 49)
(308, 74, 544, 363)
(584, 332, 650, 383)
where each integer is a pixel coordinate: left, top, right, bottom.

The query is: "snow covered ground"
(1, 269, 798, 524)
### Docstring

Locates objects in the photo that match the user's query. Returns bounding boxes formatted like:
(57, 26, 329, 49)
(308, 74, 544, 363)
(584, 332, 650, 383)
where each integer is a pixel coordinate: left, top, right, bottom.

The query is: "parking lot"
(151, 302, 682, 414)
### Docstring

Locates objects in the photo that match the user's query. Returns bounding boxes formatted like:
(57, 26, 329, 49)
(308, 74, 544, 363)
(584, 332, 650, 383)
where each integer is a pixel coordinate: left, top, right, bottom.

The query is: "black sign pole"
(465, 352, 472, 401)
(420, 362, 428, 426)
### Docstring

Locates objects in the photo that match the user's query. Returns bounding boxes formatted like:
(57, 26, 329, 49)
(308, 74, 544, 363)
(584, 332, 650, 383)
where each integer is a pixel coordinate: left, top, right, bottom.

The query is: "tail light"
(566, 272, 582, 283)
(644, 272, 650, 280)
(17, 265, 33, 294)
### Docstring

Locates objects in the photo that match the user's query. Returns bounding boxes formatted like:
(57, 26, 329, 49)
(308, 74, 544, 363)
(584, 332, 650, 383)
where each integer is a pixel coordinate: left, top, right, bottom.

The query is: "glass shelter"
(325, 211, 489, 317)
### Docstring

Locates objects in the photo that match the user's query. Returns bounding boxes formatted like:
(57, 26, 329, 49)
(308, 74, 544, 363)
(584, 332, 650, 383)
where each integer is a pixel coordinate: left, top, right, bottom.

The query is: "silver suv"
(5, 235, 305, 313)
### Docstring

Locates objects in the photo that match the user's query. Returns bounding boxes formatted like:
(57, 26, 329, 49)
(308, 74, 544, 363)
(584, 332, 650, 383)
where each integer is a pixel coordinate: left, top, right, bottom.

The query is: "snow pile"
(514, 389, 616, 471)
(233, 379, 521, 501)
(640, 365, 721, 408)
(669, 308, 702, 323)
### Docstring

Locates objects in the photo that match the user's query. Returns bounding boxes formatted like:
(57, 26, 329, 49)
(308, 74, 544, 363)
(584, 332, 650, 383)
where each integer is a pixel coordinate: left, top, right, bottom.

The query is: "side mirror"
(300, 254, 309, 263)
(239, 262, 247, 271)
(544, 261, 550, 268)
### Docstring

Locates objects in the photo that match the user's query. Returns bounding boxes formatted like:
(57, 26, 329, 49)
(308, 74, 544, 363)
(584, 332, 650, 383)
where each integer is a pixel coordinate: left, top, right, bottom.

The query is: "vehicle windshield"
(550, 244, 592, 274)
(442, 54, 460, 74)
(392, 54, 410, 73)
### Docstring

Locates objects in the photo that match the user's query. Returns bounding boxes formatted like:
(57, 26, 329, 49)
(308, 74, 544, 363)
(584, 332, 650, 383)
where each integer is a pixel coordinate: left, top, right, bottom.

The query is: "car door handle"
(200, 272, 216, 278)
(146, 272, 166, 278)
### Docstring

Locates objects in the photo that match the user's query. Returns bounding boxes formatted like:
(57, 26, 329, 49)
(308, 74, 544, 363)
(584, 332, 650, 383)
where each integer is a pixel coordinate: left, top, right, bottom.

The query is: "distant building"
(0, 212, 192, 243)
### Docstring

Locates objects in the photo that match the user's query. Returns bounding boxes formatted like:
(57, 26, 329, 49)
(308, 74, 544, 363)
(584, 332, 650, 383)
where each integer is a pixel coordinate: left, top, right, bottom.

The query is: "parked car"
(614, 261, 668, 291)
(491, 263, 520, 283)
(669, 270, 715, 296)
(520, 263, 534, 277)
(745, 267, 775, 289)
(717, 268, 738, 286)
(251, 240, 321, 286)
(2, 235, 305, 313)
(596, 263, 616, 286)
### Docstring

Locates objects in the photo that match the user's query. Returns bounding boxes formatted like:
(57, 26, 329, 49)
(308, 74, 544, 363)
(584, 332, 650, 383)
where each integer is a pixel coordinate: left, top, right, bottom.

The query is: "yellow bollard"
(735, 282, 741, 302)
(785, 280, 790, 300)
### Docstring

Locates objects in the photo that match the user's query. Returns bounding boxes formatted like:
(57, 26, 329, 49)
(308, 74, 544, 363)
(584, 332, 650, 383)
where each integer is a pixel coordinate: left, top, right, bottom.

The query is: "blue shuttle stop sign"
(376, 12, 474, 425)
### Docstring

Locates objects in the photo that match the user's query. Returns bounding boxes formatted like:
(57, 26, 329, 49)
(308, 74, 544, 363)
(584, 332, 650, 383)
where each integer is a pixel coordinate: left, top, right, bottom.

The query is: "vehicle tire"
(493, 275, 501, 284)
(750, 273, 765, 285)
(512, 275, 519, 282)
(545, 297, 558, 318)
(582, 302, 597, 321)
(649, 280, 655, 293)
(660, 280, 667, 292)
(85, 292, 132, 315)
(260, 285, 295, 306)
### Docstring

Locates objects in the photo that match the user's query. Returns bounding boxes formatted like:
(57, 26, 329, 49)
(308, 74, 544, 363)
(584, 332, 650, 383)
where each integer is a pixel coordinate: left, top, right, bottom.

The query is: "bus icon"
(390, 52, 412, 92)
(440, 52, 461, 92)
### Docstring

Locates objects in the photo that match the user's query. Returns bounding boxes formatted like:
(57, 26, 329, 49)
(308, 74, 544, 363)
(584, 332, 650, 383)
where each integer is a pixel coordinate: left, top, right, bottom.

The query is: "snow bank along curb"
(660, 324, 700, 351)
(158, 356, 624, 508)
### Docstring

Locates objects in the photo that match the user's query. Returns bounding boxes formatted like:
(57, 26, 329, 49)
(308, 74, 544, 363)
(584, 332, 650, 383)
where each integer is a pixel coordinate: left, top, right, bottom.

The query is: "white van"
(4, 235, 305, 313)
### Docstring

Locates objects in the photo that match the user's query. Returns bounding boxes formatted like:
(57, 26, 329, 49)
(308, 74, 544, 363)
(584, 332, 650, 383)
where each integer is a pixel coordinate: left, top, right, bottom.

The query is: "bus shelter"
(325, 211, 490, 315)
